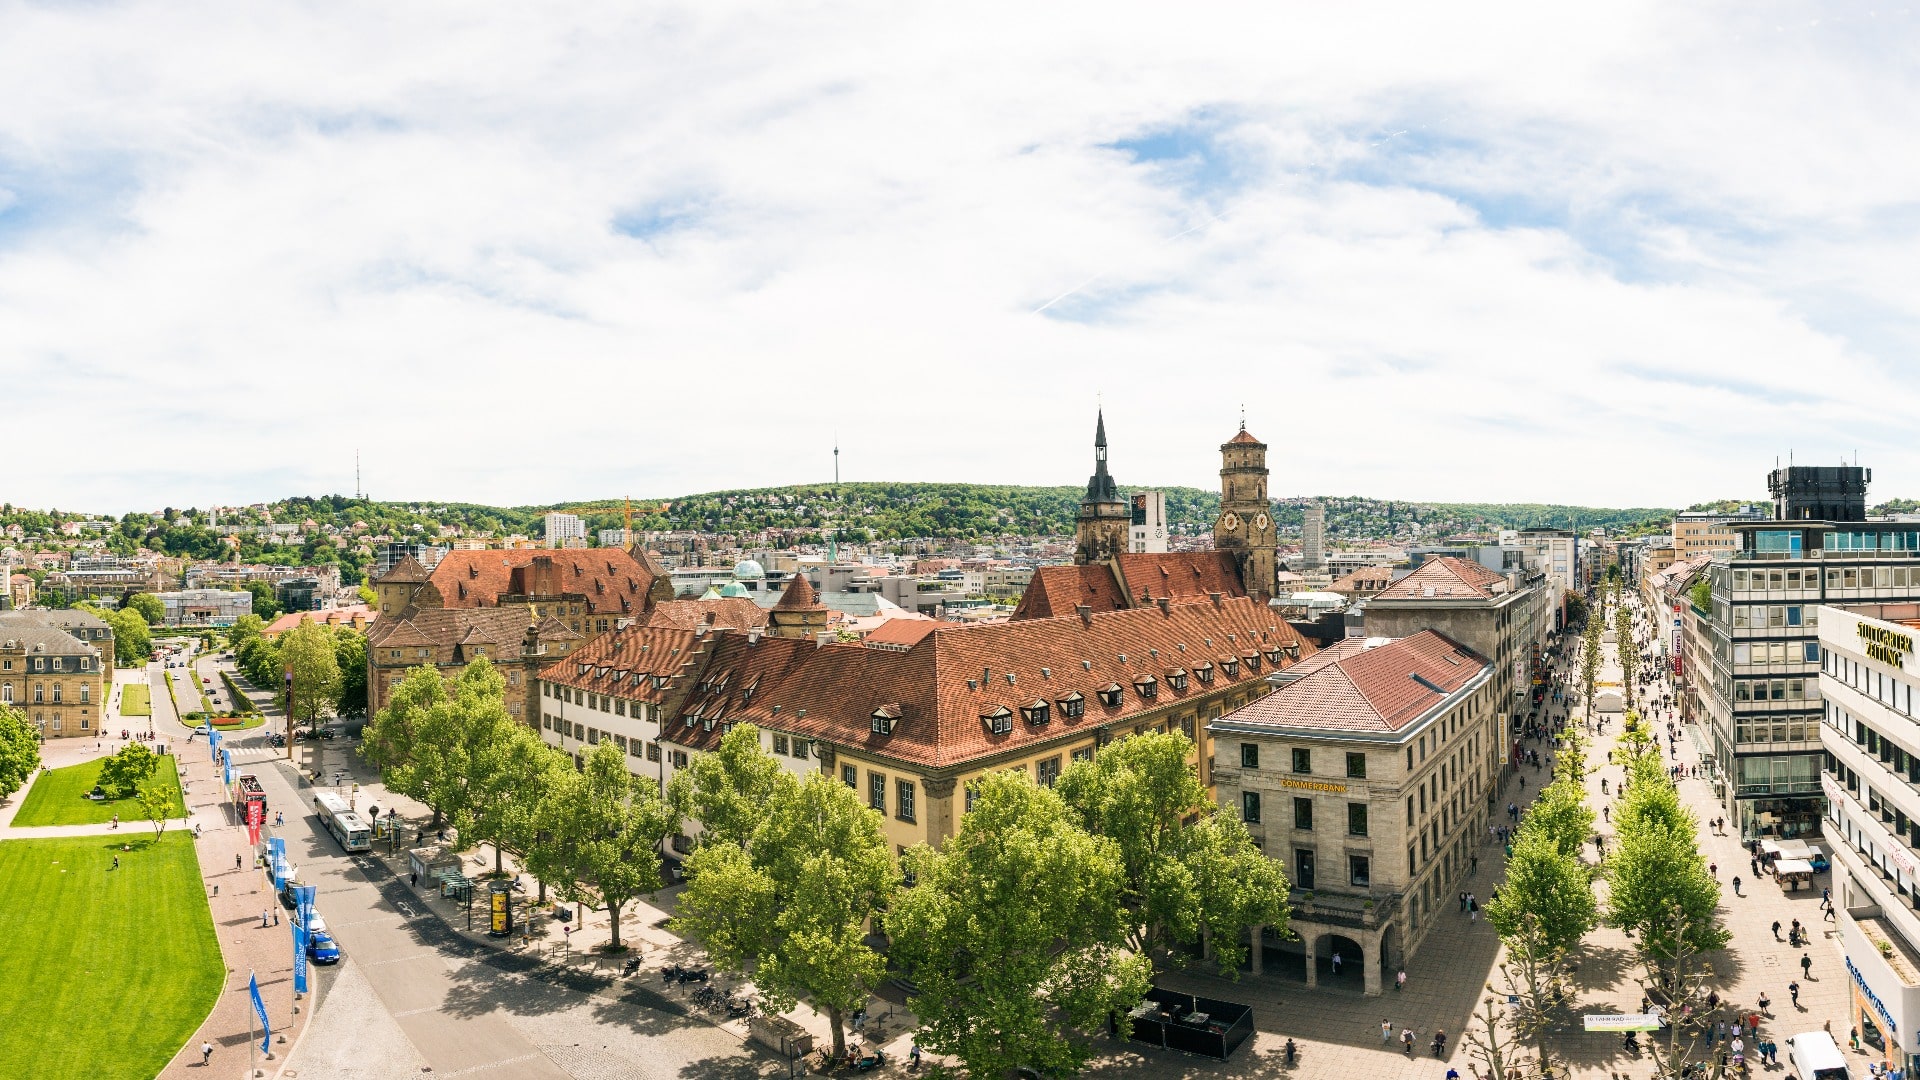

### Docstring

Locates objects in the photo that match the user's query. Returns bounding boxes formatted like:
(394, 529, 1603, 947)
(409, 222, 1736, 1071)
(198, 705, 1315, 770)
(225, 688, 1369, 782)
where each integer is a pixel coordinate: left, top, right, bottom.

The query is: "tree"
(361, 660, 509, 832)
(83, 603, 150, 665)
(244, 579, 280, 620)
(525, 740, 674, 951)
(461, 723, 566, 877)
(675, 772, 896, 1060)
(228, 614, 266, 655)
(279, 620, 342, 726)
(137, 778, 173, 839)
(1615, 603, 1638, 708)
(889, 771, 1152, 1079)
(1522, 775, 1595, 860)
(99, 741, 159, 798)
(1604, 765, 1729, 964)
(0, 706, 42, 799)
(236, 633, 281, 690)
(332, 629, 368, 716)
(1053, 730, 1288, 974)
(124, 592, 165, 626)
(1486, 831, 1596, 956)
(666, 723, 785, 850)
(1580, 612, 1603, 716)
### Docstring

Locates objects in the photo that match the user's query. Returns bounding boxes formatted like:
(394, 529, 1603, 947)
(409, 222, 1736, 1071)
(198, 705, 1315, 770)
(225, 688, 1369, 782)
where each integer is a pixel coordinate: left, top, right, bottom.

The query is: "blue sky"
(1, 2, 1917, 513)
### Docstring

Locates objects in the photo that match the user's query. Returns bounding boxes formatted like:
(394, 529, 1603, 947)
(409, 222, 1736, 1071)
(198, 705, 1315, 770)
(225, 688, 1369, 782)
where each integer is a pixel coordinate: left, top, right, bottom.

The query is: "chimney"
(1155, 597, 1170, 615)
(1076, 604, 1092, 627)
(815, 631, 834, 648)
(747, 627, 763, 645)
(1208, 590, 1222, 610)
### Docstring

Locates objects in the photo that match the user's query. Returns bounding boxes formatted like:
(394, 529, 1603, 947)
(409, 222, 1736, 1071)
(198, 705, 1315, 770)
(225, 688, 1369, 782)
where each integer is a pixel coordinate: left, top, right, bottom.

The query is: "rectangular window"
(671, 750, 688, 769)
(1294, 797, 1313, 830)
(1294, 848, 1315, 891)
(1346, 752, 1366, 779)
(773, 734, 789, 755)
(1349, 854, 1371, 887)
(1348, 802, 1369, 837)
(1242, 791, 1261, 823)
(1241, 743, 1260, 769)
(790, 739, 809, 760)
(1071, 745, 1095, 763)
(1291, 748, 1311, 774)
(896, 780, 916, 822)
(842, 764, 858, 788)
(647, 742, 661, 762)
(1037, 756, 1062, 787)
(869, 772, 886, 812)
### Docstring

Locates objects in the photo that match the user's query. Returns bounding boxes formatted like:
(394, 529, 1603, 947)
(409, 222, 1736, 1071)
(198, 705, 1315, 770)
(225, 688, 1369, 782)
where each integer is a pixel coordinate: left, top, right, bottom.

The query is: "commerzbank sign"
(1858, 622, 1914, 669)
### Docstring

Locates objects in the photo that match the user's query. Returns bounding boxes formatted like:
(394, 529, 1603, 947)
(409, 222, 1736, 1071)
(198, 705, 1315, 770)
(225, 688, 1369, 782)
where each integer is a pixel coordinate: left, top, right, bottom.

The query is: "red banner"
(246, 799, 263, 846)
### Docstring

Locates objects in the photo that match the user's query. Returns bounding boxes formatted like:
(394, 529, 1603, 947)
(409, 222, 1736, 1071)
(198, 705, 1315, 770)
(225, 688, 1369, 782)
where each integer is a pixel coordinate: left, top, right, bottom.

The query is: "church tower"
(1074, 411, 1131, 566)
(1214, 425, 1276, 603)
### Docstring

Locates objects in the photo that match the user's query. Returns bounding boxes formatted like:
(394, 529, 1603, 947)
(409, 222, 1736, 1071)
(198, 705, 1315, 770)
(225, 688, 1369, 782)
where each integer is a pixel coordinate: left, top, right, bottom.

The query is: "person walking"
(111, 855, 119, 870)
(201, 1042, 213, 1066)
(1789, 980, 1800, 1006)
(1431, 1029, 1447, 1057)
(1381, 1019, 1393, 1043)
(1331, 951, 1343, 976)
(261, 909, 270, 928)
(1396, 969, 1407, 992)
(1732, 875, 1742, 896)
(1401, 1027, 1414, 1056)
(235, 853, 242, 871)
(1772, 920, 1782, 941)
(1801, 952, 1813, 979)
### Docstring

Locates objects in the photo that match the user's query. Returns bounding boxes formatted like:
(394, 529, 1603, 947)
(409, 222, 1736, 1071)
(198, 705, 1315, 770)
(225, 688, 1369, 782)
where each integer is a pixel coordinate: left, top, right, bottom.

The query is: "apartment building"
(1210, 631, 1497, 994)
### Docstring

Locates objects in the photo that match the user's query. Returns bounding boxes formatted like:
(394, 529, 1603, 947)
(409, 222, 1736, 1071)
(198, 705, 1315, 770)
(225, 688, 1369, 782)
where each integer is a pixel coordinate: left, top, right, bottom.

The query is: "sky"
(4, 2, 1919, 514)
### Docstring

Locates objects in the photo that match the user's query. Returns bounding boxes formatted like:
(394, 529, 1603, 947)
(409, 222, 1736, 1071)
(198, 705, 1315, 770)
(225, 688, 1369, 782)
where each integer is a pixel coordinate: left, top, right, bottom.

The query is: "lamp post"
(284, 669, 294, 762)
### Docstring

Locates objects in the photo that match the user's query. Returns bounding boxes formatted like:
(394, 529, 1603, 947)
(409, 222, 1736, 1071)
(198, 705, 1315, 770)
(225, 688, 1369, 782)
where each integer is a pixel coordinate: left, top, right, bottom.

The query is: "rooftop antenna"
(1240, 402, 1246, 430)
(355, 449, 362, 499)
(834, 432, 840, 486)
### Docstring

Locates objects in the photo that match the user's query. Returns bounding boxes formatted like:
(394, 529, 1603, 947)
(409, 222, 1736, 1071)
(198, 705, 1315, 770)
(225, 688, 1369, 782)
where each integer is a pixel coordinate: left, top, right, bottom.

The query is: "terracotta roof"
(773, 571, 825, 612)
(426, 549, 659, 616)
(1012, 565, 1130, 620)
(1371, 556, 1508, 601)
(1223, 427, 1265, 447)
(861, 618, 940, 649)
(1218, 631, 1488, 734)
(368, 604, 580, 651)
(539, 623, 709, 709)
(1326, 566, 1396, 595)
(377, 555, 431, 584)
(263, 607, 374, 635)
(600, 595, 1316, 769)
(643, 597, 769, 632)
(1113, 552, 1246, 604)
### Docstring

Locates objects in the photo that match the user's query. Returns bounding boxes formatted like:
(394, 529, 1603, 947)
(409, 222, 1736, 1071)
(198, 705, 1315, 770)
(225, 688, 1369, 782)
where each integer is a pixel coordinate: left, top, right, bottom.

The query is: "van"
(1786, 1030, 1850, 1080)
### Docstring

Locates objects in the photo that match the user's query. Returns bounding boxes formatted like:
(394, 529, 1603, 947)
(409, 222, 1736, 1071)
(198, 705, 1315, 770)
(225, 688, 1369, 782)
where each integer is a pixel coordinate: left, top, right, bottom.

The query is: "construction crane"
(550, 498, 671, 545)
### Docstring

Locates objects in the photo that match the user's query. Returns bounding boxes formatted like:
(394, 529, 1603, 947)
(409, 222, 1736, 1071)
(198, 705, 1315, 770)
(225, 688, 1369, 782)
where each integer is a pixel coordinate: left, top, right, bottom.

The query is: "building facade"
(1816, 602, 1920, 1074)
(1129, 491, 1168, 554)
(1210, 632, 1497, 994)
(1073, 412, 1131, 566)
(156, 589, 253, 627)
(544, 513, 586, 546)
(0, 625, 106, 738)
(1301, 503, 1326, 571)
(1362, 556, 1555, 727)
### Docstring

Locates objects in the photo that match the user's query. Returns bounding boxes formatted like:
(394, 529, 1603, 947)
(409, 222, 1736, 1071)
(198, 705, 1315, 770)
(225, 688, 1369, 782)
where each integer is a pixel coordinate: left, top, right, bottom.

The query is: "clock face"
(1254, 512, 1271, 531)
(1220, 511, 1241, 532)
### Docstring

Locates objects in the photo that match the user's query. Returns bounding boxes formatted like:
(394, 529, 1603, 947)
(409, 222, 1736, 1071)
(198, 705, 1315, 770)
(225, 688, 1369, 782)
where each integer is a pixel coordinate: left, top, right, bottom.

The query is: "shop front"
(1839, 914, 1920, 1076)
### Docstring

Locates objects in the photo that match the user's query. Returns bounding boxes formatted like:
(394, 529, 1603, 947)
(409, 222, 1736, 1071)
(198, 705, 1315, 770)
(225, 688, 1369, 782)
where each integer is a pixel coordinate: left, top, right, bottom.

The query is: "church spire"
(1085, 409, 1120, 504)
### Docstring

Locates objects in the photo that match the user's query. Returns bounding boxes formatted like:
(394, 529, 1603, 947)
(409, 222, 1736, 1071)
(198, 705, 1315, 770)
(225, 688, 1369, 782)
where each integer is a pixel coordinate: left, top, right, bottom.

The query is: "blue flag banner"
(293, 884, 317, 929)
(221, 749, 233, 787)
(269, 837, 285, 860)
(293, 924, 309, 995)
(248, 972, 271, 1052)
(209, 730, 220, 761)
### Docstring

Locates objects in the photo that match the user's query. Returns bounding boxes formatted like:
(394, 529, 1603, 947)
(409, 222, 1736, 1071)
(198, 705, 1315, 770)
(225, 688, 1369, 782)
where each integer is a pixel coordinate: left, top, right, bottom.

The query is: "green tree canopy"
(675, 771, 896, 1058)
(227, 614, 266, 654)
(99, 741, 159, 798)
(1487, 831, 1597, 955)
(460, 720, 566, 877)
(0, 706, 42, 800)
(279, 621, 341, 725)
(82, 603, 150, 665)
(1053, 730, 1288, 974)
(889, 771, 1151, 1079)
(665, 723, 786, 849)
(1604, 764, 1728, 962)
(1522, 776, 1596, 860)
(332, 629, 368, 716)
(124, 593, 165, 626)
(525, 740, 674, 950)
(137, 778, 173, 839)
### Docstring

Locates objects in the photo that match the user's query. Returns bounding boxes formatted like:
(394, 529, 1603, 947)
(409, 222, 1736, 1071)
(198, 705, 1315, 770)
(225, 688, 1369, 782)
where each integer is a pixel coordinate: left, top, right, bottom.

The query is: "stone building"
(0, 625, 108, 738)
(1215, 427, 1278, 603)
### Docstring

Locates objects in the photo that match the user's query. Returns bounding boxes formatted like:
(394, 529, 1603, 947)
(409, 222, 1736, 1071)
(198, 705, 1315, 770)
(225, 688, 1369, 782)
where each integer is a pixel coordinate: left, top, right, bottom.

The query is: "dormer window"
(1264, 648, 1283, 665)
(982, 707, 1013, 736)
(1021, 699, 1050, 726)
(1132, 676, 1157, 700)
(1167, 669, 1188, 692)
(1057, 692, 1085, 720)
(1220, 658, 1239, 678)
(1243, 652, 1260, 673)
(1194, 662, 1214, 685)
(1096, 683, 1123, 708)
(578, 664, 589, 676)
(1284, 643, 1301, 660)
(872, 704, 902, 735)
(651, 675, 669, 690)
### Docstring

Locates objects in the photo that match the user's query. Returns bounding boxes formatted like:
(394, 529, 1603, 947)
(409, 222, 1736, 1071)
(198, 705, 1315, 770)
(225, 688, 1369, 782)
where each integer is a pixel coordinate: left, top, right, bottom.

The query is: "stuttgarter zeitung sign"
(1859, 621, 1914, 669)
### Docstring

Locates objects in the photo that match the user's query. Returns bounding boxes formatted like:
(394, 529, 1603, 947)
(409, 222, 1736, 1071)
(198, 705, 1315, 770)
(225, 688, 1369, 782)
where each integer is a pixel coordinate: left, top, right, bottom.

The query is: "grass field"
(13, 755, 187, 826)
(119, 683, 151, 717)
(0, 832, 222, 1080)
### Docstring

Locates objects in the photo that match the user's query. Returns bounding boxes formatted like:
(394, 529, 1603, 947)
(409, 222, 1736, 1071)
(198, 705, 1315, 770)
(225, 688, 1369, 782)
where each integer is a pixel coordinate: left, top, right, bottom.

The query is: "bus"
(313, 791, 373, 852)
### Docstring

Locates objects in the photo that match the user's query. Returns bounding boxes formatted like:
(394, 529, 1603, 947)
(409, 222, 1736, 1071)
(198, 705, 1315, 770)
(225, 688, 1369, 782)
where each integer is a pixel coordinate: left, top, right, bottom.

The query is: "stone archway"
(1316, 934, 1365, 988)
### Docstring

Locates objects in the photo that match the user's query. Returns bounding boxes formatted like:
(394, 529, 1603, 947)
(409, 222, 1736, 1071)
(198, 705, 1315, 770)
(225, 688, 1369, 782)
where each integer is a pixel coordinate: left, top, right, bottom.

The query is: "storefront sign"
(1281, 779, 1347, 794)
(1858, 622, 1913, 669)
(1848, 955, 1900, 1036)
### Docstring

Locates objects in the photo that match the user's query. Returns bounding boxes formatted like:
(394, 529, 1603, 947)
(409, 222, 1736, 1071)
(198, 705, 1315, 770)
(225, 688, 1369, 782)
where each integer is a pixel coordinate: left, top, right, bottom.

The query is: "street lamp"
(284, 669, 294, 763)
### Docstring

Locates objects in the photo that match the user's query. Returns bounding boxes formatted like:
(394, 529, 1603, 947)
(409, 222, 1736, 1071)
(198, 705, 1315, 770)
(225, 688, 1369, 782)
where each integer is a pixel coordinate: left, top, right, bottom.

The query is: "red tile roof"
(1224, 427, 1265, 446)
(1114, 551, 1247, 604)
(1218, 631, 1488, 734)
(1012, 565, 1131, 620)
(264, 607, 374, 636)
(1327, 566, 1396, 595)
(643, 598, 769, 632)
(425, 549, 660, 616)
(1371, 556, 1508, 601)
(378, 555, 431, 584)
(772, 570, 825, 612)
(861, 618, 940, 649)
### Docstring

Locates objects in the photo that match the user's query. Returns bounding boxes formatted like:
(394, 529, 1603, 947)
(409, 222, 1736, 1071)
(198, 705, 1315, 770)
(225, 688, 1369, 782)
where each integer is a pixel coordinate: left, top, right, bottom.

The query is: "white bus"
(313, 791, 373, 852)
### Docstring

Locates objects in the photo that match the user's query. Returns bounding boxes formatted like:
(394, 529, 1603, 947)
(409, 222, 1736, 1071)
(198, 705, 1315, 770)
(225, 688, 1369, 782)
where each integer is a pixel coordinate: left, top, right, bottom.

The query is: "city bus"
(313, 790, 373, 852)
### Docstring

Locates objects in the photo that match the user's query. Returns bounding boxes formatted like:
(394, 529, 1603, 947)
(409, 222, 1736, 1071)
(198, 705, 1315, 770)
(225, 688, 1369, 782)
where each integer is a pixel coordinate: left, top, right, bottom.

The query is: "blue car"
(306, 930, 342, 964)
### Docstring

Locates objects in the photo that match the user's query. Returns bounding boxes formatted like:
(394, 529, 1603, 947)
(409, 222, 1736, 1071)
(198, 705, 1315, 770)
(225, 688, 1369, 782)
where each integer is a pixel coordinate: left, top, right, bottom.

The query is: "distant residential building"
(263, 606, 373, 639)
(1673, 507, 1765, 559)
(1302, 504, 1326, 570)
(7, 574, 33, 609)
(372, 542, 448, 579)
(599, 528, 630, 548)
(1129, 491, 1168, 553)
(156, 589, 253, 627)
(543, 513, 586, 547)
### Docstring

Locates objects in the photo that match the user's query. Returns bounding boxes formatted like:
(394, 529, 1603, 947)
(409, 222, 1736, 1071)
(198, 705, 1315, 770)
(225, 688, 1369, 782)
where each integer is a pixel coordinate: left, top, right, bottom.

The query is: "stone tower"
(1214, 426, 1276, 603)
(769, 570, 830, 640)
(1074, 410, 1131, 566)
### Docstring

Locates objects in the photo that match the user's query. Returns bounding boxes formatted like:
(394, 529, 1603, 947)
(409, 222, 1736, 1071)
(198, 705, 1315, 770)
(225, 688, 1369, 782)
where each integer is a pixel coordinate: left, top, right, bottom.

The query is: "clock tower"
(1215, 425, 1276, 603)
(1074, 410, 1131, 565)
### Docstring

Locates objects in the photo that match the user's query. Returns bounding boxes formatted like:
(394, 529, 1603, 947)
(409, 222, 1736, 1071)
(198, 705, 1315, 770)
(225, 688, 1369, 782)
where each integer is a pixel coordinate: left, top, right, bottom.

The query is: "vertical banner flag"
(209, 729, 220, 761)
(246, 799, 264, 846)
(293, 884, 317, 928)
(293, 924, 309, 995)
(221, 748, 233, 787)
(248, 972, 271, 1053)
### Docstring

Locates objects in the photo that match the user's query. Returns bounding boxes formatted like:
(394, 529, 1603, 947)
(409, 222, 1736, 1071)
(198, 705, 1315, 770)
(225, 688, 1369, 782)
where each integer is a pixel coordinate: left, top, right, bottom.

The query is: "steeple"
(1085, 409, 1120, 504)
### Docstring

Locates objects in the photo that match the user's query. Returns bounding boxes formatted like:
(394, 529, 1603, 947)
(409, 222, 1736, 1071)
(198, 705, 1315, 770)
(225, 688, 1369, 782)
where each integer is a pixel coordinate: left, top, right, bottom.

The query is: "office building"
(1130, 491, 1168, 554)
(544, 512, 586, 547)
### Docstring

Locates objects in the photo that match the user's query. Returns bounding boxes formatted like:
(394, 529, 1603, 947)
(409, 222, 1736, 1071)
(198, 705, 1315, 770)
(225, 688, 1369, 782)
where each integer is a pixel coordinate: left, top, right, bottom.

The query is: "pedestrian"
(410, 870, 418, 888)
(1459, 891, 1468, 913)
(1801, 952, 1813, 978)
(1732, 875, 1742, 896)
(111, 855, 119, 870)
(1432, 1029, 1447, 1057)
(1603, 805, 1610, 822)
(1381, 1019, 1393, 1043)
(1331, 951, 1343, 975)
(235, 853, 242, 871)
(201, 1042, 213, 1066)
(261, 908, 270, 928)
(1470, 853, 1478, 874)
(1789, 980, 1800, 1005)
(1401, 1027, 1414, 1055)
(1772, 920, 1782, 941)
(1396, 969, 1407, 992)
(1709, 862, 1717, 879)
(273, 910, 279, 926)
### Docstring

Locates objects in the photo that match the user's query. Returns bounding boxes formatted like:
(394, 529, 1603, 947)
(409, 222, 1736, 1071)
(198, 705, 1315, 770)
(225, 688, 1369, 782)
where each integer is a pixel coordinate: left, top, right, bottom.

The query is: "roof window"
(1021, 699, 1050, 726)
(1194, 662, 1215, 685)
(1132, 675, 1158, 700)
(982, 707, 1013, 736)
(1220, 658, 1240, 678)
(1243, 652, 1261, 673)
(1057, 691, 1085, 719)
(1096, 683, 1124, 708)
(1167, 669, 1189, 692)
(872, 705, 902, 735)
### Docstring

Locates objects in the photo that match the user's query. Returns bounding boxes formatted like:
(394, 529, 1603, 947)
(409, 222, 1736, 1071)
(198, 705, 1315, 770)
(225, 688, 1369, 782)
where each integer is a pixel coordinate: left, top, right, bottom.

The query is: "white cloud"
(1, 1, 1916, 512)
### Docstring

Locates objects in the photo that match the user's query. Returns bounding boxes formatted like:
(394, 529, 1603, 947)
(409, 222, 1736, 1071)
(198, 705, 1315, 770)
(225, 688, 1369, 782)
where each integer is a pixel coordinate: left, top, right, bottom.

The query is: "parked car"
(306, 930, 342, 964)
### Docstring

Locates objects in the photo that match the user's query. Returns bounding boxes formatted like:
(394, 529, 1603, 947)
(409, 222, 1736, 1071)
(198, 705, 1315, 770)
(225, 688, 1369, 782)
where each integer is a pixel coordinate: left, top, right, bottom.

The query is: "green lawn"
(13, 756, 187, 826)
(119, 683, 151, 717)
(0, 832, 222, 1080)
